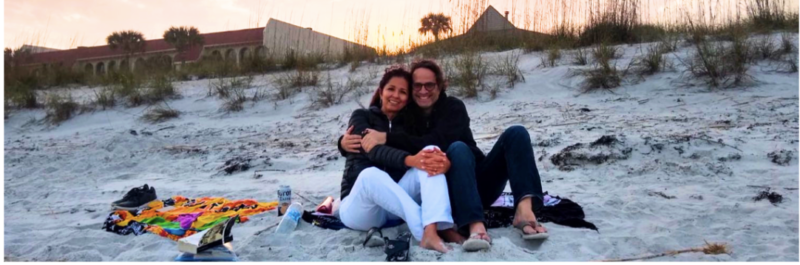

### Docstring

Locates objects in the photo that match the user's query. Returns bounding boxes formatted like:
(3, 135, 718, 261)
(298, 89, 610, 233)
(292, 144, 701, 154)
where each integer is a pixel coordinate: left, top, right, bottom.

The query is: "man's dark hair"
(410, 59, 447, 91)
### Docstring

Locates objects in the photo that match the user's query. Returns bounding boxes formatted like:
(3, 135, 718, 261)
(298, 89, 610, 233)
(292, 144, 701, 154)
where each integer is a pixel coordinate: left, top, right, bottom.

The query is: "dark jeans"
(445, 125, 544, 230)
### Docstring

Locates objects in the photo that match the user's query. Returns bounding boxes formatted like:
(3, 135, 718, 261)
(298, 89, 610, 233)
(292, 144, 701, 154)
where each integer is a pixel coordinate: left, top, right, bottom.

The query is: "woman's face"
(380, 77, 409, 114)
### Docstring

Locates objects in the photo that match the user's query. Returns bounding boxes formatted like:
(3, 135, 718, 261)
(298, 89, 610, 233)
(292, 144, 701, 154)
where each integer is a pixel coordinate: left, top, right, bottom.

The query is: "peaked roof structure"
(467, 5, 516, 33)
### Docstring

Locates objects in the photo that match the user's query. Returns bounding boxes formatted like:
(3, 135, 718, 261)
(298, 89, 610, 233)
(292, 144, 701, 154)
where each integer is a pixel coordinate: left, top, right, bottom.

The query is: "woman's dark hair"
(410, 59, 447, 92)
(369, 66, 413, 107)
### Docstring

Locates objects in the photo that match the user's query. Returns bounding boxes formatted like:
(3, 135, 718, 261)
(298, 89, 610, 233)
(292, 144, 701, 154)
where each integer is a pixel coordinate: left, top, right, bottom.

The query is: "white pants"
(339, 154, 454, 241)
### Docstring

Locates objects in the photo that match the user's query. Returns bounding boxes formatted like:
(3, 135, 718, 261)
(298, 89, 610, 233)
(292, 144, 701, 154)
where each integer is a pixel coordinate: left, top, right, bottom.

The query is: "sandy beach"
(4, 37, 798, 261)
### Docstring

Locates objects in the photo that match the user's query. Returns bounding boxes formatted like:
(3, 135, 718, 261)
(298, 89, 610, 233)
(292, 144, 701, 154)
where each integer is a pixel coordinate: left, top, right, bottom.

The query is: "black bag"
(536, 198, 598, 232)
(483, 194, 598, 232)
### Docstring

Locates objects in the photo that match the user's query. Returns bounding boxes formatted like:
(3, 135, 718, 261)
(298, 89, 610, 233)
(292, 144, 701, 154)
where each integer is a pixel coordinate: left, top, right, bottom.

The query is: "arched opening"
(95, 62, 106, 75)
(83, 63, 93, 74)
(240, 47, 252, 61)
(133, 57, 147, 73)
(210, 50, 223, 61)
(147, 55, 173, 73)
(225, 49, 236, 62)
(107, 61, 117, 73)
(120, 59, 130, 72)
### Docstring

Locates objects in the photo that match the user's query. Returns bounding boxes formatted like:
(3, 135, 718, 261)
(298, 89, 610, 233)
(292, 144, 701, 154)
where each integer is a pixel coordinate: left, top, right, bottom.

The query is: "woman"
(338, 66, 456, 253)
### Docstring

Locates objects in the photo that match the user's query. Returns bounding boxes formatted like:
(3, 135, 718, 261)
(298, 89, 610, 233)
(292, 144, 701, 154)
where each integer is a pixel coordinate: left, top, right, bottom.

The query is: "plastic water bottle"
(275, 202, 302, 234)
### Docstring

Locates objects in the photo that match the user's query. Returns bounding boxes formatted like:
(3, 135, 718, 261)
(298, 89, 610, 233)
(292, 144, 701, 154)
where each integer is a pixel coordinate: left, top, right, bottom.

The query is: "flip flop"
(384, 232, 412, 261)
(514, 221, 549, 240)
(462, 232, 491, 252)
(363, 227, 384, 248)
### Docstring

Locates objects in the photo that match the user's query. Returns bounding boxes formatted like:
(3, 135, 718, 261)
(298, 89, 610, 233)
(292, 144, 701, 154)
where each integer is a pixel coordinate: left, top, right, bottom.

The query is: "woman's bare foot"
(438, 228, 466, 244)
(421, 225, 452, 253)
(462, 222, 491, 251)
(513, 197, 547, 235)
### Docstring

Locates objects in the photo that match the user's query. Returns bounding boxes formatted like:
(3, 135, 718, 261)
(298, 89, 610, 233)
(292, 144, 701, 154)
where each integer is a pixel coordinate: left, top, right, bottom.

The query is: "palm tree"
(106, 30, 146, 71)
(163, 26, 205, 65)
(419, 13, 453, 42)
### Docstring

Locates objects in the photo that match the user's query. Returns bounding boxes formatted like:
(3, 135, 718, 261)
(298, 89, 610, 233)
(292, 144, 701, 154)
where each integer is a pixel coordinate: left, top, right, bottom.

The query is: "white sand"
(4, 34, 798, 261)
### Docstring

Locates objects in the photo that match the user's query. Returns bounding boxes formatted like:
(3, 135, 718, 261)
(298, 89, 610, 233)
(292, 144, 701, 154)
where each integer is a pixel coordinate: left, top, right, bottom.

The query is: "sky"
(4, 0, 461, 51)
(4, 0, 799, 51)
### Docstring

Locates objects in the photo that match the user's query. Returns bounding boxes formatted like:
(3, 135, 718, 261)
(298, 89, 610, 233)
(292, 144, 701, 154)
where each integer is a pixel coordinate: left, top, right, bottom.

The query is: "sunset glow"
(5, 0, 799, 51)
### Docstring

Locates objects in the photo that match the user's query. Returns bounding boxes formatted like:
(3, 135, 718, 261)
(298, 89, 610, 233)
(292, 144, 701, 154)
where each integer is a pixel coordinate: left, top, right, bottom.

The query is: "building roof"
(23, 27, 264, 67)
(21, 44, 61, 54)
(467, 5, 516, 33)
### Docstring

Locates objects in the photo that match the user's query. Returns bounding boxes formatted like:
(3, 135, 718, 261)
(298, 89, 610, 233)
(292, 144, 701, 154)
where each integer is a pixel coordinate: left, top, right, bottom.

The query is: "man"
(338, 60, 547, 252)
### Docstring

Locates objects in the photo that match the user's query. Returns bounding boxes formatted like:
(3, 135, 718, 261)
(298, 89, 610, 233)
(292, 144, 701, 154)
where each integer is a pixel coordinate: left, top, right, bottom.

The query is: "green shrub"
(44, 93, 80, 125)
(572, 48, 589, 65)
(593, 43, 620, 64)
(542, 45, 561, 67)
(274, 70, 319, 100)
(94, 88, 116, 110)
(581, 60, 622, 91)
(222, 87, 247, 112)
(310, 73, 366, 109)
(143, 75, 178, 103)
(633, 45, 667, 76)
(450, 53, 488, 98)
(683, 27, 753, 88)
(492, 52, 525, 87)
(5, 81, 38, 109)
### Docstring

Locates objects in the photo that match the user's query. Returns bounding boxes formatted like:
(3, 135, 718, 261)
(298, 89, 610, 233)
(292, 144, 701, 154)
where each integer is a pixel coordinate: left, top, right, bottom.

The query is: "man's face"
(411, 68, 440, 110)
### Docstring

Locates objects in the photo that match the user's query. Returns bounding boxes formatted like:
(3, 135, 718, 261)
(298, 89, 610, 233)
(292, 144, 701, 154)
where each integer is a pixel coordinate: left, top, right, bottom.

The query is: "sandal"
(513, 220, 549, 240)
(384, 232, 412, 261)
(462, 232, 491, 252)
(363, 227, 384, 248)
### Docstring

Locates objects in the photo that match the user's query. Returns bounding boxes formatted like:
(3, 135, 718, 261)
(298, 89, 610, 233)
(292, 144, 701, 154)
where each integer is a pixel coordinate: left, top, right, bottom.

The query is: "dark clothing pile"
(101, 212, 147, 236)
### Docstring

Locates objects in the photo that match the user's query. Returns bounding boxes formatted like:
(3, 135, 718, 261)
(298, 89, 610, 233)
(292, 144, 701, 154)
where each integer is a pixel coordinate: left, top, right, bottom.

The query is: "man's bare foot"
(513, 197, 547, 235)
(438, 228, 466, 244)
(421, 225, 452, 253)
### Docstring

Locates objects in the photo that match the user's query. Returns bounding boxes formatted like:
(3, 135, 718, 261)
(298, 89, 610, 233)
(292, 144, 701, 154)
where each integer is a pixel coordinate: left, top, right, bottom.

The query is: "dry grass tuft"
(44, 93, 80, 125)
(599, 240, 730, 262)
(141, 105, 180, 123)
(449, 52, 488, 98)
(273, 70, 319, 100)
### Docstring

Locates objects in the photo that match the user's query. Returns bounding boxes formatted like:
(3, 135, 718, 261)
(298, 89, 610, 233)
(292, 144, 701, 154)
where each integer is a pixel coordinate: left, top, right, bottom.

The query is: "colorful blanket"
(103, 196, 277, 240)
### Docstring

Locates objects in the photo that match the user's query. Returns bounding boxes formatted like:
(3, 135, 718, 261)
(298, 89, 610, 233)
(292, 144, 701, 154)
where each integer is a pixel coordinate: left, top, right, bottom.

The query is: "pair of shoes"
(111, 184, 157, 211)
(463, 232, 491, 252)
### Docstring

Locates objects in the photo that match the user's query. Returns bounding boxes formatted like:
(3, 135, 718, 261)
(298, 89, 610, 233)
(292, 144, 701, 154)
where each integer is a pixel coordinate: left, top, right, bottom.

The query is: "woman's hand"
(362, 129, 387, 145)
(405, 148, 451, 176)
(341, 126, 362, 153)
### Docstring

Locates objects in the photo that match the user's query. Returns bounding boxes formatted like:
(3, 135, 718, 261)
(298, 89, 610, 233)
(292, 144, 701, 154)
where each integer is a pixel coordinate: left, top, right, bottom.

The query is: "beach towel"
(102, 196, 278, 240)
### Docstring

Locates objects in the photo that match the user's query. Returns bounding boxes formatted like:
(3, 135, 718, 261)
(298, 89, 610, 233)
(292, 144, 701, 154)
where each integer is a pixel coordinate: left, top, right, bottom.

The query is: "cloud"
(215, 0, 250, 15)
